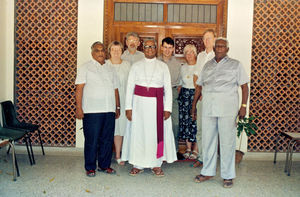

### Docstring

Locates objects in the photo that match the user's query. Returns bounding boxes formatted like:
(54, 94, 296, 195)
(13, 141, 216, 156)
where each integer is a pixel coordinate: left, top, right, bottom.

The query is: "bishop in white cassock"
(121, 38, 177, 177)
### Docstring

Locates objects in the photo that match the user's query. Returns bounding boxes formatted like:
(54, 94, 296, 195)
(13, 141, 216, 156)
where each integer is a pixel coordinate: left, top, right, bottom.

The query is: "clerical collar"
(145, 57, 156, 62)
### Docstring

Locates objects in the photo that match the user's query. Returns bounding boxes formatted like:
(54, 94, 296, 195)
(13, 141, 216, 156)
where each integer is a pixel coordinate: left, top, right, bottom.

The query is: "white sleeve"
(75, 63, 87, 84)
(163, 63, 172, 112)
(125, 65, 136, 110)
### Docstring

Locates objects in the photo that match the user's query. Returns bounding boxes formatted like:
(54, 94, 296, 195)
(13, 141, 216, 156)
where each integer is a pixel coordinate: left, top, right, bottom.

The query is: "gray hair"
(143, 38, 157, 47)
(183, 44, 197, 56)
(215, 37, 229, 48)
(91, 41, 104, 50)
(125, 32, 140, 40)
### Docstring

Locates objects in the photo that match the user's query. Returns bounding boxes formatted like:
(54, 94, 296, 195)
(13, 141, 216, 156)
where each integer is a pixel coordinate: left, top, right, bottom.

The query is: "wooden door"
(104, 0, 227, 56)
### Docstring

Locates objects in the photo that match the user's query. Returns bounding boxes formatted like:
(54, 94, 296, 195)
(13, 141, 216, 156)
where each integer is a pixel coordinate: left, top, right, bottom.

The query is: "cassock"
(121, 57, 177, 168)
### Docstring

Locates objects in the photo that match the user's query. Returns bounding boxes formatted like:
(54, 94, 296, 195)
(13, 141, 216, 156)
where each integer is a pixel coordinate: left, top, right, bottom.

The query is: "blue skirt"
(178, 87, 197, 142)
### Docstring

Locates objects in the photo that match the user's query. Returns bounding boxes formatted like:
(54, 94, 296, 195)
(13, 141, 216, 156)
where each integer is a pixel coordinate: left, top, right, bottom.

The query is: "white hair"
(215, 37, 229, 48)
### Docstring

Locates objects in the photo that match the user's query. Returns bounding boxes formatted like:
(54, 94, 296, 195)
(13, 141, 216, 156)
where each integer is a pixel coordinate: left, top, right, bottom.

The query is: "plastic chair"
(0, 126, 28, 180)
(1, 101, 45, 164)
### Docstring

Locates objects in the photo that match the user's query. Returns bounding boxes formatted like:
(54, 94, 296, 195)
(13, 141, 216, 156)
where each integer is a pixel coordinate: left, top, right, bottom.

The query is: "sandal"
(190, 160, 203, 168)
(223, 179, 233, 188)
(129, 168, 144, 176)
(116, 158, 125, 166)
(194, 174, 213, 183)
(151, 167, 165, 177)
(97, 167, 116, 174)
(86, 170, 96, 177)
(189, 151, 199, 160)
(183, 149, 191, 159)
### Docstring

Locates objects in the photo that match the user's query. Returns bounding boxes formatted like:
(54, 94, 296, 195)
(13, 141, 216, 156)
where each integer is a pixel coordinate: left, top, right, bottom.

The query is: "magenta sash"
(134, 85, 164, 158)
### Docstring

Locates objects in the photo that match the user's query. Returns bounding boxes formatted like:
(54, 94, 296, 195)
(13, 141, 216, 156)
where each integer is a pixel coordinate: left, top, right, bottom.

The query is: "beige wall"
(1, 0, 254, 150)
(0, 0, 14, 101)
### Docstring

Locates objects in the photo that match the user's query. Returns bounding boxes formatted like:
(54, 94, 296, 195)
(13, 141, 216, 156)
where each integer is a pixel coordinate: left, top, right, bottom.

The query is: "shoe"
(188, 151, 199, 160)
(86, 170, 96, 177)
(194, 174, 213, 183)
(183, 149, 191, 159)
(129, 168, 144, 176)
(223, 179, 233, 188)
(97, 167, 116, 174)
(116, 158, 125, 165)
(151, 167, 165, 177)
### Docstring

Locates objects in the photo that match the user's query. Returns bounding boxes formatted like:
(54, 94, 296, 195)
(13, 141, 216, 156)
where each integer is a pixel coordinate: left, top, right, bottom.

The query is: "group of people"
(75, 30, 249, 188)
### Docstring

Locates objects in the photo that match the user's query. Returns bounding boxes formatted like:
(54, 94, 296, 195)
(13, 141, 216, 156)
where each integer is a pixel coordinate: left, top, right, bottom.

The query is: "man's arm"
(238, 83, 249, 120)
(115, 89, 120, 119)
(191, 85, 202, 121)
(75, 84, 85, 119)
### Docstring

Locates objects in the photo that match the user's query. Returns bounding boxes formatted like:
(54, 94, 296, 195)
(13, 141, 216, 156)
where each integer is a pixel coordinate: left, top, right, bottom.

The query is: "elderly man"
(191, 38, 249, 188)
(192, 29, 216, 167)
(122, 38, 177, 177)
(121, 32, 145, 65)
(158, 37, 182, 155)
(75, 41, 120, 177)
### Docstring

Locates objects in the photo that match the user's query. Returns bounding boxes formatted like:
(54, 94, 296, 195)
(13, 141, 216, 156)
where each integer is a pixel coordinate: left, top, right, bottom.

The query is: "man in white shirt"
(192, 29, 216, 167)
(75, 41, 120, 177)
(121, 32, 145, 65)
(191, 38, 249, 188)
(122, 38, 177, 177)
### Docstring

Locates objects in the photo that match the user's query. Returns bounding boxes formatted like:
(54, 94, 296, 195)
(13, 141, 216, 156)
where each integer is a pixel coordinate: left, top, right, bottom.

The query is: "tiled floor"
(0, 147, 299, 197)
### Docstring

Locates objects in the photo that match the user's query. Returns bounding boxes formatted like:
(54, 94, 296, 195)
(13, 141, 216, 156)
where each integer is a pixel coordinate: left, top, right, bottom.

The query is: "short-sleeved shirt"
(197, 56, 249, 117)
(194, 50, 215, 77)
(158, 56, 181, 87)
(75, 59, 119, 113)
(179, 63, 197, 89)
(121, 50, 145, 66)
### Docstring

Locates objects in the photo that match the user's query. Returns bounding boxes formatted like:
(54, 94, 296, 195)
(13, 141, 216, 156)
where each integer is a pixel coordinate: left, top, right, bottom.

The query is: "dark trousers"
(83, 112, 115, 171)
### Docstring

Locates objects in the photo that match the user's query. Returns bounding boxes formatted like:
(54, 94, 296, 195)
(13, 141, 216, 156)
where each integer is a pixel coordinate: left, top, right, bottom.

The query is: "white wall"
(1, 0, 254, 150)
(0, 0, 14, 102)
(76, 0, 104, 147)
(227, 0, 254, 152)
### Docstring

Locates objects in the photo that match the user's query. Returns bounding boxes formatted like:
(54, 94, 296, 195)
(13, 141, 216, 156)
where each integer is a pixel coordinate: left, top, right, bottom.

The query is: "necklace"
(143, 60, 157, 91)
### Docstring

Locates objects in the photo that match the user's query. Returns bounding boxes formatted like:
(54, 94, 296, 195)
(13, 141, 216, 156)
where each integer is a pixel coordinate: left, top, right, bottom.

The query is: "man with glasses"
(191, 38, 249, 188)
(122, 38, 177, 177)
(121, 32, 145, 65)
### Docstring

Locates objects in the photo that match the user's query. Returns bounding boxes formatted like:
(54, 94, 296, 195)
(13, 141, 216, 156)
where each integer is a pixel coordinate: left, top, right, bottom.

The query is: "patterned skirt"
(178, 87, 197, 142)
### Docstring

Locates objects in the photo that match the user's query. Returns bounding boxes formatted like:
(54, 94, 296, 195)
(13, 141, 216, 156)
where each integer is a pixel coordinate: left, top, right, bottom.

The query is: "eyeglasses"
(127, 39, 139, 43)
(144, 45, 156, 49)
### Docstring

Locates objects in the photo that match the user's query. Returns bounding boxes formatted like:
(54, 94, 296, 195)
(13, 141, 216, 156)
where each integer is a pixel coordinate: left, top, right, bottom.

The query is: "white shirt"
(75, 59, 119, 113)
(179, 63, 197, 89)
(121, 50, 145, 66)
(195, 50, 215, 77)
(125, 57, 172, 112)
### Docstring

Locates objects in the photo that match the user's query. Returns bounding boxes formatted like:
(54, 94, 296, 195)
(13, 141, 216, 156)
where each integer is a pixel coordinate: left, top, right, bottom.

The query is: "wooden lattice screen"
(249, 0, 299, 152)
(15, 0, 78, 146)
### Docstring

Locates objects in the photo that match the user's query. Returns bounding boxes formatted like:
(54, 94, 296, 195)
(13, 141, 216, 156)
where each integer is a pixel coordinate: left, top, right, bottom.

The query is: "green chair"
(1, 101, 38, 165)
(1, 101, 45, 156)
(0, 126, 28, 180)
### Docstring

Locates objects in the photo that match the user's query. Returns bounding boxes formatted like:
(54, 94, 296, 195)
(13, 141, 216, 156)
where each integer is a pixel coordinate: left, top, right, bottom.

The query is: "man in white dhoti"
(122, 38, 177, 177)
(191, 38, 249, 188)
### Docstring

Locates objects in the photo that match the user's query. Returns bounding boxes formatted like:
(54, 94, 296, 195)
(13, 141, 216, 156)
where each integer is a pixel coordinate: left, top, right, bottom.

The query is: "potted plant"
(236, 116, 258, 163)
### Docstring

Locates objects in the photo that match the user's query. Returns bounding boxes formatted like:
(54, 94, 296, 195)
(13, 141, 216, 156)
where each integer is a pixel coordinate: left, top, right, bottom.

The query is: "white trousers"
(201, 116, 236, 179)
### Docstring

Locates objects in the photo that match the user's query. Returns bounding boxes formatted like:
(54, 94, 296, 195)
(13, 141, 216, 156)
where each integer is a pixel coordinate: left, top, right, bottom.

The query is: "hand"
(126, 110, 132, 121)
(238, 107, 246, 120)
(190, 106, 197, 121)
(115, 109, 120, 119)
(164, 111, 171, 120)
(76, 107, 84, 119)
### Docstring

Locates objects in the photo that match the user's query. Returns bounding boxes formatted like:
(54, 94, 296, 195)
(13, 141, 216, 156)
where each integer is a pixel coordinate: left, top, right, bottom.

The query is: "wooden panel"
(15, 0, 78, 147)
(249, 0, 299, 152)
